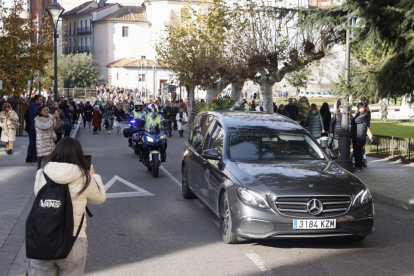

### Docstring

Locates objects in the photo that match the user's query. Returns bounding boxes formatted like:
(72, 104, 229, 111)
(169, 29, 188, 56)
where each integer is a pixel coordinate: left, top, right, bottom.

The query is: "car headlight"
(352, 188, 372, 207)
(237, 188, 270, 209)
(157, 135, 166, 142)
(146, 136, 154, 143)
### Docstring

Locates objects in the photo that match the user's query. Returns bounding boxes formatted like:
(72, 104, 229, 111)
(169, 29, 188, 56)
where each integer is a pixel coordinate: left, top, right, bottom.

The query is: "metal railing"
(77, 46, 91, 53)
(77, 27, 92, 34)
(58, 88, 97, 100)
(366, 135, 414, 161)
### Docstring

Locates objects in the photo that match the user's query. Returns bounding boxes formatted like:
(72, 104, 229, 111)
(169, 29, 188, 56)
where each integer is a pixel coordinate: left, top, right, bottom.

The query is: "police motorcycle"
(141, 104, 171, 178)
(123, 102, 146, 156)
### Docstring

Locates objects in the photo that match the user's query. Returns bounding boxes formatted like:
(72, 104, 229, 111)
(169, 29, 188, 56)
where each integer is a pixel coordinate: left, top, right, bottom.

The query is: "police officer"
(141, 103, 167, 162)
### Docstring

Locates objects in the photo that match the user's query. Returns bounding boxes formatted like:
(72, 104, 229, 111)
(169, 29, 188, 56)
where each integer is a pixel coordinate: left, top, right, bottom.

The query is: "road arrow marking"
(104, 175, 154, 198)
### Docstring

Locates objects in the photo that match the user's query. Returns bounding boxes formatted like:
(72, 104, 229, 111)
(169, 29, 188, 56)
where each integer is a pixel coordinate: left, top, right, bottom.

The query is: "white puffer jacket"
(34, 162, 106, 238)
(35, 114, 61, 157)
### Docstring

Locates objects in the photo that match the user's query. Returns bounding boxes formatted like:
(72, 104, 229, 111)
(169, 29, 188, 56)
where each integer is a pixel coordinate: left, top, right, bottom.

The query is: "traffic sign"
(108, 75, 112, 80)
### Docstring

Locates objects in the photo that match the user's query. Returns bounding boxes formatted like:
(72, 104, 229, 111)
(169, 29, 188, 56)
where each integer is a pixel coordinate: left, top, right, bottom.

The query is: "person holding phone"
(34, 106, 61, 170)
(50, 101, 65, 144)
(29, 137, 106, 275)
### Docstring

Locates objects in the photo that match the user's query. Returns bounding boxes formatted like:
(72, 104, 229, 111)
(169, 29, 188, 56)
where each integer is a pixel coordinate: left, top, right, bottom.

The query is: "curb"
(370, 191, 414, 213)
(70, 122, 80, 139)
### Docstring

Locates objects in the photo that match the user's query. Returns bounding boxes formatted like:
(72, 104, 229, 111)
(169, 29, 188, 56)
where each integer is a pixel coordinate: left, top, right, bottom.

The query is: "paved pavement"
(0, 121, 413, 275)
(357, 156, 414, 212)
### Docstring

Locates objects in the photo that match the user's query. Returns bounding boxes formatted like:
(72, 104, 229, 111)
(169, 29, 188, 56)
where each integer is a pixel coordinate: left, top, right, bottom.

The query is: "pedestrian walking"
(103, 103, 114, 134)
(304, 103, 325, 141)
(114, 105, 125, 135)
(34, 105, 61, 170)
(50, 101, 65, 144)
(163, 101, 174, 137)
(176, 107, 187, 138)
(328, 105, 342, 151)
(83, 102, 93, 131)
(28, 95, 43, 165)
(277, 104, 289, 117)
(381, 100, 388, 121)
(78, 101, 85, 126)
(60, 100, 73, 138)
(92, 105, 101, 135)
(172, 101, 179, 131)
(285, 98, 299, 121)
(319, 102, 331, 135)
(28, 137, 106, 276)
(0, 102, 19, 155)
(350, 102, 369, 171)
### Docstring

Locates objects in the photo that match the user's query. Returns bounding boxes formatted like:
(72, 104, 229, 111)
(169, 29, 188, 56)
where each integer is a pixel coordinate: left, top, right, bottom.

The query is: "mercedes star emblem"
(306, 199, 323, 215)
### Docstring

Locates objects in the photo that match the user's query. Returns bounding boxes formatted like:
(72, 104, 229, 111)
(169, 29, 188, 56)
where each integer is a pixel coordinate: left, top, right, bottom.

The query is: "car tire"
(220, 192, 240, 244)
(182, 166, 196, 199)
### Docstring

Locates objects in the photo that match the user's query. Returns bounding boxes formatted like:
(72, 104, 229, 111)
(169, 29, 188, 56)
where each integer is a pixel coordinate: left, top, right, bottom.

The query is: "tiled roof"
(107, 58, 167, 68)
(62, 1, 95, 17)
(95, 6, 147, 22)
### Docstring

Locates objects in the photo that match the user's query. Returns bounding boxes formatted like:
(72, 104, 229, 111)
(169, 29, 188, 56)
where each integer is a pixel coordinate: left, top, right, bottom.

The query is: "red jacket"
(92, 110, 101, 127)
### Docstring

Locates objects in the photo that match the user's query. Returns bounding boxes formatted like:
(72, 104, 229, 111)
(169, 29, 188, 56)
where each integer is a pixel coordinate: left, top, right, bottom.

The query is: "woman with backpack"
(35, 105, 62, 170)
(304, 103, 325, 141)
(28, 137, 106, 275)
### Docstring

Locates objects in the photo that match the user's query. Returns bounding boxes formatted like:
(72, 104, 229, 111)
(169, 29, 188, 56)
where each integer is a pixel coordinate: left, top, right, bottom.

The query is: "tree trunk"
(187, 86, 196, 123)
(230, 78, 244, 102)
(259, 78, 276, 113)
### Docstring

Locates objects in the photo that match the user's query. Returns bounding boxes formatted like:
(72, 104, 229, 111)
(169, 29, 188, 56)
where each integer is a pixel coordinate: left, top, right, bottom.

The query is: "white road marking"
(104, 175, 154, 198)
(244, 250, 271, 273)
(160, 166, 182, 187)
(193, 199, 205, 209)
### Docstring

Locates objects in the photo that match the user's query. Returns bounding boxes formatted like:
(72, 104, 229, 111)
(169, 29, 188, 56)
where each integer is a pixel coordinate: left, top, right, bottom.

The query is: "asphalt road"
(76, 126, 414, 276)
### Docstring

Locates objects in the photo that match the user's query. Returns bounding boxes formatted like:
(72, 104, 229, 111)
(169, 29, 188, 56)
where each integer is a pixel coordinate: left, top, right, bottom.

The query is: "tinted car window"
(209, 126, 225, 155)
(229, 133, 325, 161)
(190, 114, 215, 154)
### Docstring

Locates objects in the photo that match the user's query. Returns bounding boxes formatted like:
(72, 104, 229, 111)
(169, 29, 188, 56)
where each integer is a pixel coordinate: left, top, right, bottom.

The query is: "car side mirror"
(201, 149, 221, 160)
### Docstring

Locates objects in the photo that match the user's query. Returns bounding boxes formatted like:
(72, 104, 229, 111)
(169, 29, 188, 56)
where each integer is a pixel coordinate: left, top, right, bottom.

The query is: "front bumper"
(229, 193, 374, 239)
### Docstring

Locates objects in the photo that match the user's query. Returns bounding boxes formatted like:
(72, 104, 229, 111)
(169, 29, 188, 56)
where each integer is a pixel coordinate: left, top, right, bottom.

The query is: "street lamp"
(46, 0, 64, 101)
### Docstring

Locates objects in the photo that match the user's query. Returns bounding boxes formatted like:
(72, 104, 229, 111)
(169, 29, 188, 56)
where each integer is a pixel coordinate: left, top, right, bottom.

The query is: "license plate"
(293, 219, 336, 229)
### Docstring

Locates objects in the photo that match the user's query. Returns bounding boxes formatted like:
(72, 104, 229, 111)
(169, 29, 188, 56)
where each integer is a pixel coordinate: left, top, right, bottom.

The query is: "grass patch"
(370, 122, 414, 139)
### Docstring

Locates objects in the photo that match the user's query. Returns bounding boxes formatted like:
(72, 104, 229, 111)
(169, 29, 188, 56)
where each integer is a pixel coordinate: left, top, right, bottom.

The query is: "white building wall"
(94, 21, 151, 82)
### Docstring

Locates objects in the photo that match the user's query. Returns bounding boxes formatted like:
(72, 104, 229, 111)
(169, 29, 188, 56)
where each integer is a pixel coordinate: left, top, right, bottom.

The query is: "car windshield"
(229, 133, 326, 161)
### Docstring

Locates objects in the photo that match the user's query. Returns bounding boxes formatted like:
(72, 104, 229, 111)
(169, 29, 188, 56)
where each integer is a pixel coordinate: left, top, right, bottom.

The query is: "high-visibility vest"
(145, 114, 161, 131)
(132, 111, 144, 118)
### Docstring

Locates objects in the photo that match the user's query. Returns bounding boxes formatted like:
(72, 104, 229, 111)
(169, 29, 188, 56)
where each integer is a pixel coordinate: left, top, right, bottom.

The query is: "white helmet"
(135, 102, 143, 106)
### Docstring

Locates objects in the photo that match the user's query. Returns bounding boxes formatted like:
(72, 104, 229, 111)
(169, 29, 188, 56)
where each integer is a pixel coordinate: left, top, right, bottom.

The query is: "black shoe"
(26, 156, 32, 163)
(6, 150, 11, 155)
(354, 167, 363, 172)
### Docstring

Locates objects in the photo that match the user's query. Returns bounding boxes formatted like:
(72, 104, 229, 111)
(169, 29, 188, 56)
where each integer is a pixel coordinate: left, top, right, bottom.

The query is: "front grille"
(275, 196, 351, 218)
(239, 220, 274, 234)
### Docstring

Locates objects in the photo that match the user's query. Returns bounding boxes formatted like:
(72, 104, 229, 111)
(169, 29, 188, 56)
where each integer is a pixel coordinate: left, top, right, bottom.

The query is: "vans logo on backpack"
(39, 199, 61, 208)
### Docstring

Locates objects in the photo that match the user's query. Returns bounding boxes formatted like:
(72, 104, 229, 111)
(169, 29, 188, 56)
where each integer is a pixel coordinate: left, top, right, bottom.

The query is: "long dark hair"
(45, 137, 92, 196)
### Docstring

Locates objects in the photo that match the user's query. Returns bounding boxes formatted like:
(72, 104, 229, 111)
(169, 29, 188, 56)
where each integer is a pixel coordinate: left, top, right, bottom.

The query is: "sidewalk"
(0, 123, 80, 276)
(357, 156, 414, 212)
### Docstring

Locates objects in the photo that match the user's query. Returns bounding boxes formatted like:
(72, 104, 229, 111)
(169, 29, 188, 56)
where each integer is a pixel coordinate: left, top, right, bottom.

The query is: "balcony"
(77, 27, 92, 34)
(78, 46, 91, 53)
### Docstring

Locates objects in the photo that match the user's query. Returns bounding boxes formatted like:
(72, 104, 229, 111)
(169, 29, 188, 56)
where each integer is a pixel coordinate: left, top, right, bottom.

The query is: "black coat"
(277, 109, 289, 117)
(84, 105, 94, 121)
(350, 112, 369, 141)
(285, 104, 298, 121)
(163, 106, 174, 121)
(329, 113, 342, 140)
(320, 108, 331, 132)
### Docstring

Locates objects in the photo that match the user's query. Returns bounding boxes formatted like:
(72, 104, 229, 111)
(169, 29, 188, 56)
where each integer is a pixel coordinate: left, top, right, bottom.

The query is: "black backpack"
(26, 173, 92, 260)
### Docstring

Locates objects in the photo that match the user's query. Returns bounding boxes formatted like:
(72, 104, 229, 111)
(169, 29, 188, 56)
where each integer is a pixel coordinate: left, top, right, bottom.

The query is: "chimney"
(98, 0, 107, 9)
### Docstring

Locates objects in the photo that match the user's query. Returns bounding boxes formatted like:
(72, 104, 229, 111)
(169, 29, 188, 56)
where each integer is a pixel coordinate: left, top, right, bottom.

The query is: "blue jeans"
(28, 129, 37, 162)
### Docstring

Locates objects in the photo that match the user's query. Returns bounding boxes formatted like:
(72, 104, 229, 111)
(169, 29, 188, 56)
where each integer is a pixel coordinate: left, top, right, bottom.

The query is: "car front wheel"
(220, 192, 239, 244)
(182, 166, 196, 199)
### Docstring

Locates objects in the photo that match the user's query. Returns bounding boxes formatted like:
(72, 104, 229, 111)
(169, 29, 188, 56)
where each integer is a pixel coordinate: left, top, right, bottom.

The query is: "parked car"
(181, 111, 374, 244)
(298, 91, 307, 97)
(321, 92, 331, 97)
